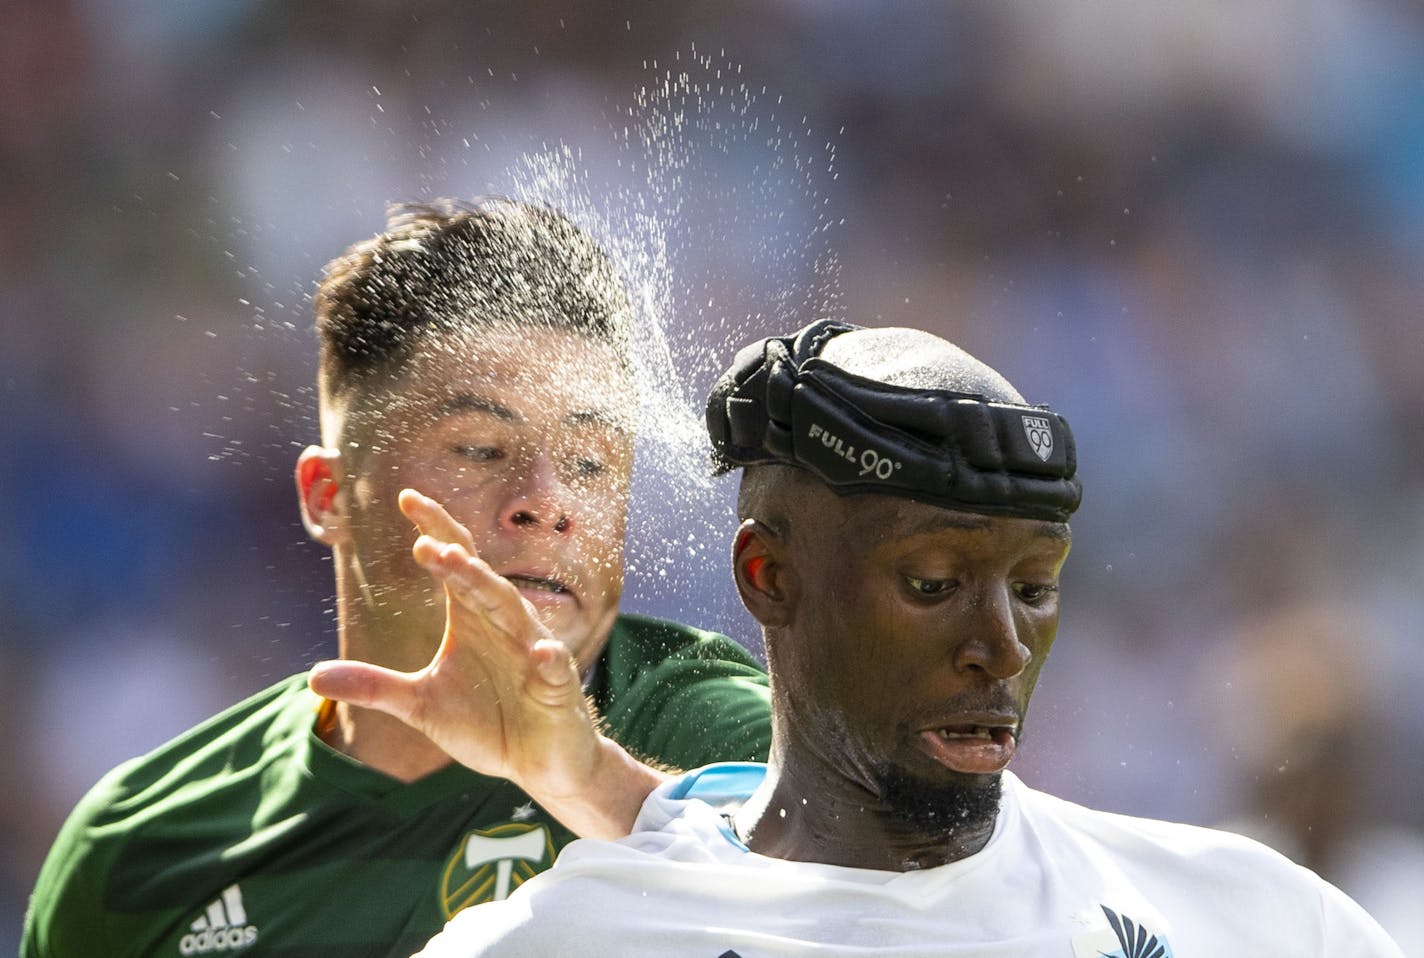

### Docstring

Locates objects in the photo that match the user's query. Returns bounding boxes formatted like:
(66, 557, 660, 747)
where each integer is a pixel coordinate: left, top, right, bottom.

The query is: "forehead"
(810, 488, 1071, 554)
(385, 325, 635, 426)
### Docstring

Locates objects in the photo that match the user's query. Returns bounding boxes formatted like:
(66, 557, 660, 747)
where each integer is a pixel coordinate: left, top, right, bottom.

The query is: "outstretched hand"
(309, 489, 666, 838)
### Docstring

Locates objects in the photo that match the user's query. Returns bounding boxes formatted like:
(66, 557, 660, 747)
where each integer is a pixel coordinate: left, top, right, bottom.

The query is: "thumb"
(308, 659, 421, 725)
(528, 639, 585, 710)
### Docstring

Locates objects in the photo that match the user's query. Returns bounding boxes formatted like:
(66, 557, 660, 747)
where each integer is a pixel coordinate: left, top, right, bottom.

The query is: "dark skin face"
(736, 480, 1070, 871)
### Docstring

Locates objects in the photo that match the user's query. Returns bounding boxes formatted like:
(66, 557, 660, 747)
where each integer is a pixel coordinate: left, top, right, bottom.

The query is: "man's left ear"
(295, 446, 349, 546)
(732, 520, 797, 627)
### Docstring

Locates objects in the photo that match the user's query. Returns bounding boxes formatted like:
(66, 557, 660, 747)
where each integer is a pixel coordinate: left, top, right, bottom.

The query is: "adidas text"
(181, 885, 258, 954)
(179, 926, 257, 955)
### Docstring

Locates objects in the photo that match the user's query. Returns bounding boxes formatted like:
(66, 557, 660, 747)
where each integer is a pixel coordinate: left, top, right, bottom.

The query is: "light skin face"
(735, 479, 1070, 871)
(297, 325, 635, 776)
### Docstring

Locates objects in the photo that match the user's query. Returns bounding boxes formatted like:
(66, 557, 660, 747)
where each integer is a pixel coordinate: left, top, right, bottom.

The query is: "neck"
(320, 555, 453, 782)
(317, 698, 453, 782)
(736, 744, 1002, 871)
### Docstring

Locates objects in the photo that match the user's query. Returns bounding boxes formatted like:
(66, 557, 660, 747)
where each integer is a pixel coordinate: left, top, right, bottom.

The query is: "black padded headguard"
(706, 320, 1083, 522)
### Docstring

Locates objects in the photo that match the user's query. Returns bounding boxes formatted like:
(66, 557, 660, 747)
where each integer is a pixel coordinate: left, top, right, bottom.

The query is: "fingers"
(308, 660, 420, 724)
(399, 488, 476, 551)
(413, 535, 555, 655)
(401, 489, 541, 641)
(413, 535, 517, 617)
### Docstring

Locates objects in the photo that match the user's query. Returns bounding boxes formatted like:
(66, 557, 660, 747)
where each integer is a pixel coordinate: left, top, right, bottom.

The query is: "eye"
(452, 444, 503, 463)
(571, 457, 605, 478)
(1013, 582, 1058, 604)
(904, 575, 956, 597)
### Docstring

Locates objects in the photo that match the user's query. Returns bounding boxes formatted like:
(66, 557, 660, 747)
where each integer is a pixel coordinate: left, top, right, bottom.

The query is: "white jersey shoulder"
(414, 764, 1404, 958)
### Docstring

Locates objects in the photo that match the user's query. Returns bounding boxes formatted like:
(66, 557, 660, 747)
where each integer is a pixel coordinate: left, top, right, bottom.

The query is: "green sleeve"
(597, 616, 772, 771)
(21, 772, 123, 957)
(609, 663, 771, 770)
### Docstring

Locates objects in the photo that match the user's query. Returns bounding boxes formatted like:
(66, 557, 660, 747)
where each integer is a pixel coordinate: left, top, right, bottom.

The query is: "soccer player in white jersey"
(322, 320, 1404, 957)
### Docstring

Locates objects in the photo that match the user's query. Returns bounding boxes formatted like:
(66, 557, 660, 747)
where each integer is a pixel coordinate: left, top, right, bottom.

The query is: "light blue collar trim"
(668, 762, 768, 803)
(668, 763, 768, 852)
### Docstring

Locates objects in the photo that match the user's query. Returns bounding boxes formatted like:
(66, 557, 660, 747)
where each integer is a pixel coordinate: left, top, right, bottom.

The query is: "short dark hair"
(314, 197, 632, 417)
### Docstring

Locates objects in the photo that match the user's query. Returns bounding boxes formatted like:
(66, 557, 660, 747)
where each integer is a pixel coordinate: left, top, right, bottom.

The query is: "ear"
(296, 446, 349, 546)
(732, 519, 796, 627)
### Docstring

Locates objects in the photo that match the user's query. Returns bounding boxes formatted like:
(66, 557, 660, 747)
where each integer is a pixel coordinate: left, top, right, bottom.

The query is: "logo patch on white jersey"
(1072, 905, 1173, 958)
(179, 884, 258, 954)
(439, 822, 554, 918)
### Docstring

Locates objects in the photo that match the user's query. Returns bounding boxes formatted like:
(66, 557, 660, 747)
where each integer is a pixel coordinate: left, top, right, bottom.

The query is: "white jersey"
(415, 764, 1404, 958)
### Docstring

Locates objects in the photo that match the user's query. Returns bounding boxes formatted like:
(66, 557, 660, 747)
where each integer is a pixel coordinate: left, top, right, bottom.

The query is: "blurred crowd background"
(3, 1, 1423, 951)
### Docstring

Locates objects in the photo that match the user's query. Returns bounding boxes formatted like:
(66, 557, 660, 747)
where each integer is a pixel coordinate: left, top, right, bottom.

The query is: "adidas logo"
(179, 884, 258, 955)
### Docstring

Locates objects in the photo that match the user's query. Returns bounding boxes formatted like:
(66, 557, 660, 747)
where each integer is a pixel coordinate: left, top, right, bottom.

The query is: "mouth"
(913, 716, 1020, 776)
(503, 573, 569, 594)
(501, 571, 578, 607)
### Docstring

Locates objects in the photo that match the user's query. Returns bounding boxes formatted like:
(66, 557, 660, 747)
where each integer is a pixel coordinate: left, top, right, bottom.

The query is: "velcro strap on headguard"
(706, 320, 1083, 522)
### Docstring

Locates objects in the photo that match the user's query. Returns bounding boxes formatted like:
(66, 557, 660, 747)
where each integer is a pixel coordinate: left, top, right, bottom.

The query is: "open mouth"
(503, 573, 570, 595)
(915, 719, 1019, 775)
(930, 724, 1016, 744)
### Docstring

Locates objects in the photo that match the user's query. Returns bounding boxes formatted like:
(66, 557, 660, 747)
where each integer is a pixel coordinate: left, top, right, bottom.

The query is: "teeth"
(937, 727, 994, 740)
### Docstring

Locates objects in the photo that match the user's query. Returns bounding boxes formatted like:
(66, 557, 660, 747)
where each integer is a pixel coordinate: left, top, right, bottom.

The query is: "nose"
(498, 453, 574, 535)
(951, 583, 1031, 679)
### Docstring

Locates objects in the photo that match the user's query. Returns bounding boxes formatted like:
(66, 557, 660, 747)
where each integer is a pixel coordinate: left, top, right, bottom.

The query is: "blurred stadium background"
(3, 1, 1422, 951)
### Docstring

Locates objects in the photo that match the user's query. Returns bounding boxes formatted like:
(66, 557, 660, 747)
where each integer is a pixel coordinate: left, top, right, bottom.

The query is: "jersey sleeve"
(609, 660, 771, 770)
(1316, 877, 1406, 958)
(21, 772, 125, 958)
(596, 618, 772, 771)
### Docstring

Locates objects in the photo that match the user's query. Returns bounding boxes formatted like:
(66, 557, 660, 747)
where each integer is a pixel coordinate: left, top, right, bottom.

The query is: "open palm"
(309, 489, 601, 802)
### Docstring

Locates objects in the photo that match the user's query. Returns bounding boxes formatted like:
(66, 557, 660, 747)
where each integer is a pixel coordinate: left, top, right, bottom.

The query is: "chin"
(873, 763, 1004, 835)
(556, 619, 610, 671)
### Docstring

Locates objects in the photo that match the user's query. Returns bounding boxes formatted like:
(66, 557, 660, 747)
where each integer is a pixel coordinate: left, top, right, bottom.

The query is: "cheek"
(567, 491, 628, 598)
(410, 455, 506, 498)
(577, 486, 629, 548)
(584, 491, 629, 536)
(1019, 602, 1059, 654)
(582, 537, 626, 598)
(800, 583, 904, 695)
(1016, 609, 1059, 690)
(404, 459, 515, 526)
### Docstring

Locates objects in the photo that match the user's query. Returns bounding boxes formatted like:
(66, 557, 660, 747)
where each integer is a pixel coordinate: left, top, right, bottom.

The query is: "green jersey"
(22, 614, 771, 958)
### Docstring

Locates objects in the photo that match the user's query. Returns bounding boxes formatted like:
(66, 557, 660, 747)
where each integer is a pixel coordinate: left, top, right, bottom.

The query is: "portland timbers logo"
(439, 822, 554, 918)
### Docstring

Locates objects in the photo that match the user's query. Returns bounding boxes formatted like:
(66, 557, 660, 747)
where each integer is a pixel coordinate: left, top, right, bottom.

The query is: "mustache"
(906, 690, 1025, 727)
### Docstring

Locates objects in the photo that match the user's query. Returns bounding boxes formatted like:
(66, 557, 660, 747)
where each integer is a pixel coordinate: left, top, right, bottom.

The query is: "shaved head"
(817, 326, 1025, 402)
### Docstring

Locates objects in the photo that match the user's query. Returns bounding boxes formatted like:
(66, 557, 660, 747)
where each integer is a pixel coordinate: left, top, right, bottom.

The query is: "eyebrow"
(435, 393, 630, 433)
(438, 393, 518, 421)
(563, 409, 631, 433)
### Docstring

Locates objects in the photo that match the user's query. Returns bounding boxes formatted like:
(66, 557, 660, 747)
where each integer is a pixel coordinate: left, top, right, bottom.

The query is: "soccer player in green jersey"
(22, 199, 772, 958)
